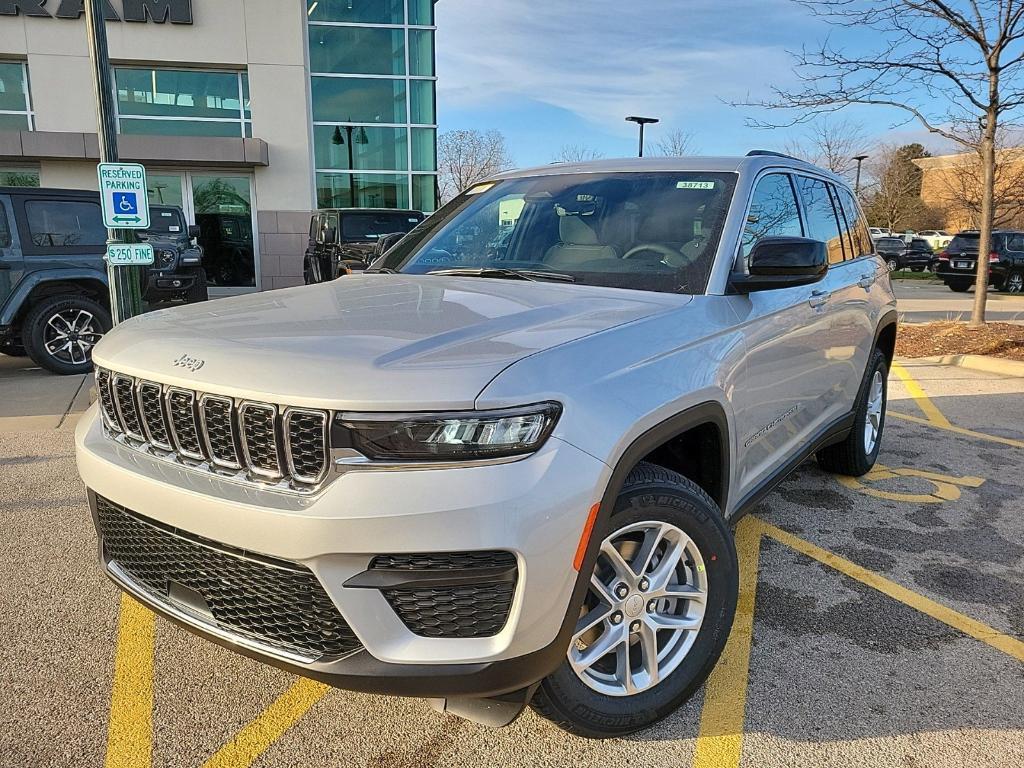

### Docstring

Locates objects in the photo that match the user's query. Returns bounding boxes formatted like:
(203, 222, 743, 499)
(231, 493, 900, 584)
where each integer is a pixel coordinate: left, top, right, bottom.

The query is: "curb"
(911, 353, 1024, 378)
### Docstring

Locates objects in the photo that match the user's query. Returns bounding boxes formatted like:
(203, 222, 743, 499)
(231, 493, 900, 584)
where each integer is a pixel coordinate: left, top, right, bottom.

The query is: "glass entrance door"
(145, 171, 258, 292)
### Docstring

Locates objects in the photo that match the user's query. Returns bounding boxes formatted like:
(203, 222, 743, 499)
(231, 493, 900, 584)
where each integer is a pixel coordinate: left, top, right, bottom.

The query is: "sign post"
(85, 0, 144, 325)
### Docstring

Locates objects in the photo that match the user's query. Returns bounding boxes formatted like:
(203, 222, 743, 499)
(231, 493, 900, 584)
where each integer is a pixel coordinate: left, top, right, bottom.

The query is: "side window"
(742, 173, 803, 257)
(0, 201, 11, 248)
(1006, 234, 1024, 251)
(796, 176, 845, 264)
(325, 213, 339, 243)
(25, 200, 106, 249)
(835, 186, 873, 258)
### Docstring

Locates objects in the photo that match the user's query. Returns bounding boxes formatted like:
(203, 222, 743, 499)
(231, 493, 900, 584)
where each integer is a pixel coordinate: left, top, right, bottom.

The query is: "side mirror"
(730, 236, 827, 293)
(187, 224, 201, 239)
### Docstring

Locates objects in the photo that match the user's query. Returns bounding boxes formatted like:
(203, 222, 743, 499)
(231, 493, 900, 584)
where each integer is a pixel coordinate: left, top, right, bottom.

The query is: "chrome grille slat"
(112, 373, 145, 441)
(284, 408, 330, 484)
(96, 369, 121, 432)
(137, 381, 172, 451)
(166, 387, 206, 461)
(240, 402, 283, 479)
(95, 368, 329, 491)
(200, 395, 242, 469)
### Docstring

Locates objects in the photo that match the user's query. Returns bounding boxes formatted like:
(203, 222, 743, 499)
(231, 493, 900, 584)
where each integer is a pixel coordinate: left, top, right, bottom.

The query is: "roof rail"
(746, 149, 803, 162)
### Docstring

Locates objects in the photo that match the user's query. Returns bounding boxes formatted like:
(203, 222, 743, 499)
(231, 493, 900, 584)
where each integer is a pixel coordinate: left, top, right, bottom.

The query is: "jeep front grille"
(95, 367, 331, 492)
(95, 495, 361, 661)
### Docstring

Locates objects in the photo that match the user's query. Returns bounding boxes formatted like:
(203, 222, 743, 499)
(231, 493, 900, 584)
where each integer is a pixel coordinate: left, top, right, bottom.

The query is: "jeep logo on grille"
(172, 354, 205, 372)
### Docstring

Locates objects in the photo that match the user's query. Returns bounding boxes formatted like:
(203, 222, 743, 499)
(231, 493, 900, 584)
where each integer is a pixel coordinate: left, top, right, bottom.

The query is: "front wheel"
(886, 258, 899, 272)
(22, 295, 111, 375)
(531, 463, 738, 738)
(184, 268, 209, 303)
(817, 348, 888, 476)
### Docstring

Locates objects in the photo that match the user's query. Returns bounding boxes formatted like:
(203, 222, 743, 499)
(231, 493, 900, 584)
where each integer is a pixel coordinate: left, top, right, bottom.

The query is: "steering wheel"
(623, 243, 682, 262)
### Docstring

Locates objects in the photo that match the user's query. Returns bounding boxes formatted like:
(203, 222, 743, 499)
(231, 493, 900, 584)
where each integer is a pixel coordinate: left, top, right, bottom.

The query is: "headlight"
(158, 249, 176, 268)
(335, 402, 561, 461)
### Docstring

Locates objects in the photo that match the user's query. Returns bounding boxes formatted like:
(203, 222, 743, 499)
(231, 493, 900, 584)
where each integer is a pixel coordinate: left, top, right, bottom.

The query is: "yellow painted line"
(891, 363, 952, 428)
(836, 463, 985, 504)
(105, 596, 155, 768)
(889, 410, 1024, 449)
(201, 679, 329, 768)
(693, 517, 762, 768)
(757, 520, 1024, 663)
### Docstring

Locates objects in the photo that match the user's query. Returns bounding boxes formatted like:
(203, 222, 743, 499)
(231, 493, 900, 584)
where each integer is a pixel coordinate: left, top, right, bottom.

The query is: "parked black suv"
(874, 236, 934, 272)
(0, 188, 206, 375)
(303, 208, 424, 284)
(935, 230, 1024, 293)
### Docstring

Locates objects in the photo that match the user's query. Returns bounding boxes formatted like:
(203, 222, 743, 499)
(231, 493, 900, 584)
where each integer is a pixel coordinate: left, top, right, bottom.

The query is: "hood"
(93, 274, 686, 410)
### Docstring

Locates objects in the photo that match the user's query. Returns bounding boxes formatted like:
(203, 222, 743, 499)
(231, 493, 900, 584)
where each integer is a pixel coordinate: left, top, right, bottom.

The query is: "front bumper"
(76, 405, 608, 697)
(145, 272, 198, 296)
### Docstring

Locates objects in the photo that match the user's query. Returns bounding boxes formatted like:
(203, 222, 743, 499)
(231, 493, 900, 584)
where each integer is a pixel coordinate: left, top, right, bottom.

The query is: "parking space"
(2, 358, 1022, 768)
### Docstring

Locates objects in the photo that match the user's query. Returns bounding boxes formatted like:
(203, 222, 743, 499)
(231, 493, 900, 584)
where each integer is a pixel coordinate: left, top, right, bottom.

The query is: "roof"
(315, 208, 424, 215)
(0, 186, 98, 197)
(489, 154, 842, 182)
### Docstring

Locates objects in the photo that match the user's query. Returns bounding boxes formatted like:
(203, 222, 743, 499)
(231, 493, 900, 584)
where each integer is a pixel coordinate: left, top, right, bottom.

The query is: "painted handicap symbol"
(114, 192, 138, 215)
(836, 463, 985, 503)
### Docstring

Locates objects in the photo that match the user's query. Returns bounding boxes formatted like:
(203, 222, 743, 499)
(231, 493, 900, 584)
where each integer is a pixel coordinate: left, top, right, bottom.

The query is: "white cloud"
(436, 0, 804, 134)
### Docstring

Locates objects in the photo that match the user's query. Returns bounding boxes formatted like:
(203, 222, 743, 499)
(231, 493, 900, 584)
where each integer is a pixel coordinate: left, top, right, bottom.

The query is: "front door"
(0, 195, 24, 312)
(729, 172, 834, 501)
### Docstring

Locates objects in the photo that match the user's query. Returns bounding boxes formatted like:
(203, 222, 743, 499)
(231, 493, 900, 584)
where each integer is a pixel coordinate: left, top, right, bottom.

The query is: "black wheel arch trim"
(0, 268, 109, 327)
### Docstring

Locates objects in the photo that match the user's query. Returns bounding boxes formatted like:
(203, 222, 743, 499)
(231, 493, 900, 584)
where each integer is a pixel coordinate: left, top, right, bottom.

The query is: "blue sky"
(434, 0, 949, 167)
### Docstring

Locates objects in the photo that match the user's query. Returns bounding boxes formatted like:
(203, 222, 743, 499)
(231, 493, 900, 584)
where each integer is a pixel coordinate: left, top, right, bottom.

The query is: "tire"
(816, 348, 888, 476)
(185, 268, 209, 303)
(531, 463, 738, 738)
(22, 295, 111, 375)
(1005, 270, 1024, 294)
(910, 267, 924, 273)
(886, 258, 899, 272)
(947, 280, 972, 293)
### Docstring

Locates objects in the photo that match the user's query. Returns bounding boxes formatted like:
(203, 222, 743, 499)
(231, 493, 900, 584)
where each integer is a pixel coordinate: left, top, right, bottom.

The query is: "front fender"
(0, 268, 108, 326)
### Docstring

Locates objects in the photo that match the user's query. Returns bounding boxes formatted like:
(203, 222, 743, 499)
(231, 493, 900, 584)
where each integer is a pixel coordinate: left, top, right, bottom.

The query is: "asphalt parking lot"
(1, 356, 1022, 768)
(892, 277, 1024, 322)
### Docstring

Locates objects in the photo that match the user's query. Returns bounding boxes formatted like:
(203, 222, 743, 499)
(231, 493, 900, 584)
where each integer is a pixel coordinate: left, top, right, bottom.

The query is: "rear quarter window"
(25, 199, 106, 249)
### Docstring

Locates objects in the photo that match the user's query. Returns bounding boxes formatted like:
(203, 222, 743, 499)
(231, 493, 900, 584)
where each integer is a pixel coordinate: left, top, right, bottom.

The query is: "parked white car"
(917, 230, 954, 250)
(869, 227, 894, 239)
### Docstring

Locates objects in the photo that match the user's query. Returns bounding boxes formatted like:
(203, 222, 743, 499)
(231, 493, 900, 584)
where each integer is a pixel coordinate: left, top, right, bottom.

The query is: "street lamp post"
(853, 154, 869, 196)
(626, 116, 659, 158)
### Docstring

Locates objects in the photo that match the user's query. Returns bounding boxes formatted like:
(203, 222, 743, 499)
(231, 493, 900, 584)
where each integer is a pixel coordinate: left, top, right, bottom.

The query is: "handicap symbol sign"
(114, 192, 139, 215)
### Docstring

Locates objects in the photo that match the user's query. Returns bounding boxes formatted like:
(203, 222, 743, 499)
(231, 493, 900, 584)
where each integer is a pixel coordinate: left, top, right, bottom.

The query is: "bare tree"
(552, 144, 605, 163)
(861, 143, 930, 230)
(783, 119, 869, 177)
(739, 0, 1024, 326)
(652, 129, 699, 157)
(437, 129, 514, 204)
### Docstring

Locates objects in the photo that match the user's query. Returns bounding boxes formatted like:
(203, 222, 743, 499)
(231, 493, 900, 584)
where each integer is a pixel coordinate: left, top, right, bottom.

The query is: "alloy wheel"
(42, 309, 102, 367)
(568, 520, 707, 697)
(1007, 271, 1023, 293)
(887, 259, 899, 272)
(863, 370, 884, 454)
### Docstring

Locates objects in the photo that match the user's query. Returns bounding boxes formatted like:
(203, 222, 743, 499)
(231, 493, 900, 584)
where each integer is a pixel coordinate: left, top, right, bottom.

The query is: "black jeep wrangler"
(0, 188, 206, 375)
(303, 208, 425, 284)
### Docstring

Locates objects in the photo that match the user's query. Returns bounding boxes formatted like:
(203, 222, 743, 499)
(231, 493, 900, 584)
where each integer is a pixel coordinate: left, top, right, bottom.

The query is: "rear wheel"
(910, 266, 925, 273)
(817, 348, 887, 476)
(532, 463, 738, 738)
(947, 280, 972, 292)
(1005, 270, 1023, 294)
(22, 295, 111, 375)
(886, 258, 899, 272)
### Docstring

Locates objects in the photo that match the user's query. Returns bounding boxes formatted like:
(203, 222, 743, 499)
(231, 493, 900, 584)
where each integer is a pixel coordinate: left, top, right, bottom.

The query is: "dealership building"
(0, 0, 439, 291)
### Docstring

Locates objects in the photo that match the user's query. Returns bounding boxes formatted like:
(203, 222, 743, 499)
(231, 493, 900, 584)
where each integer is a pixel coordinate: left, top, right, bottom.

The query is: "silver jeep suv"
(76, 153, 896, 738)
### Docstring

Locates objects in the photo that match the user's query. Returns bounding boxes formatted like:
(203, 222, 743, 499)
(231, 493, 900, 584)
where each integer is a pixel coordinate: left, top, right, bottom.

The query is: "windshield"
(379, 172, 738, 294)
(146, 207, 186, 235)
(341, 212, 423, 243)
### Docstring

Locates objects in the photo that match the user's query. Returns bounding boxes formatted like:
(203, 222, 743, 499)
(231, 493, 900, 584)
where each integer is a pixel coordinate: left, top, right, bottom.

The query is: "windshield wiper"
(426, 267, 576, 283)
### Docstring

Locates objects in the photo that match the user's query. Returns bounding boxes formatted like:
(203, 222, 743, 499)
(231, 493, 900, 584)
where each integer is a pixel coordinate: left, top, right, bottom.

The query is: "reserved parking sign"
(97, 163, 151, 229)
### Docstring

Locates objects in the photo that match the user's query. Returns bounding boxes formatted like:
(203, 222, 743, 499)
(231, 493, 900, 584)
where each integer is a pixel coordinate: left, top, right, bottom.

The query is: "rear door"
(0, 194, 23, 313)
(730, 172, 836, 499)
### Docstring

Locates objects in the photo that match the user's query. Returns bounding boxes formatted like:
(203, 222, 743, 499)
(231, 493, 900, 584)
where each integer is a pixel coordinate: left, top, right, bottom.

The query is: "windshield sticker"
(677, 181, 716, 190)
(169, 226, 180, 232)
(466, 183, 495, 195)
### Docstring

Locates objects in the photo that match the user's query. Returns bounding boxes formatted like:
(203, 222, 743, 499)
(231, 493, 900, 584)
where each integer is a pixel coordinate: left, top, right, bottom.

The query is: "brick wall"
(257, 209, 312, 290)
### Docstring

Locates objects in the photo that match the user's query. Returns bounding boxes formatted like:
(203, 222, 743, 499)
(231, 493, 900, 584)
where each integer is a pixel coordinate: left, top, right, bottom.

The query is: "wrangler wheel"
(22, 295, 111, 375)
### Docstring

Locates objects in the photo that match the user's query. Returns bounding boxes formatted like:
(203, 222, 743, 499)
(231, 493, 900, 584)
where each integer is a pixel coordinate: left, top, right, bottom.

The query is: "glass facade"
(308, 0, 438, 211)
(0, 61, 34, 131)
(115, 67, 251, 138)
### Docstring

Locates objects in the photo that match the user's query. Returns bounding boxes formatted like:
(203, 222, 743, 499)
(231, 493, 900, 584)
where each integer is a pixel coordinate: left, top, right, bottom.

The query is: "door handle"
(858, 272, 875, 289)
(808, 289, 831, 308)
